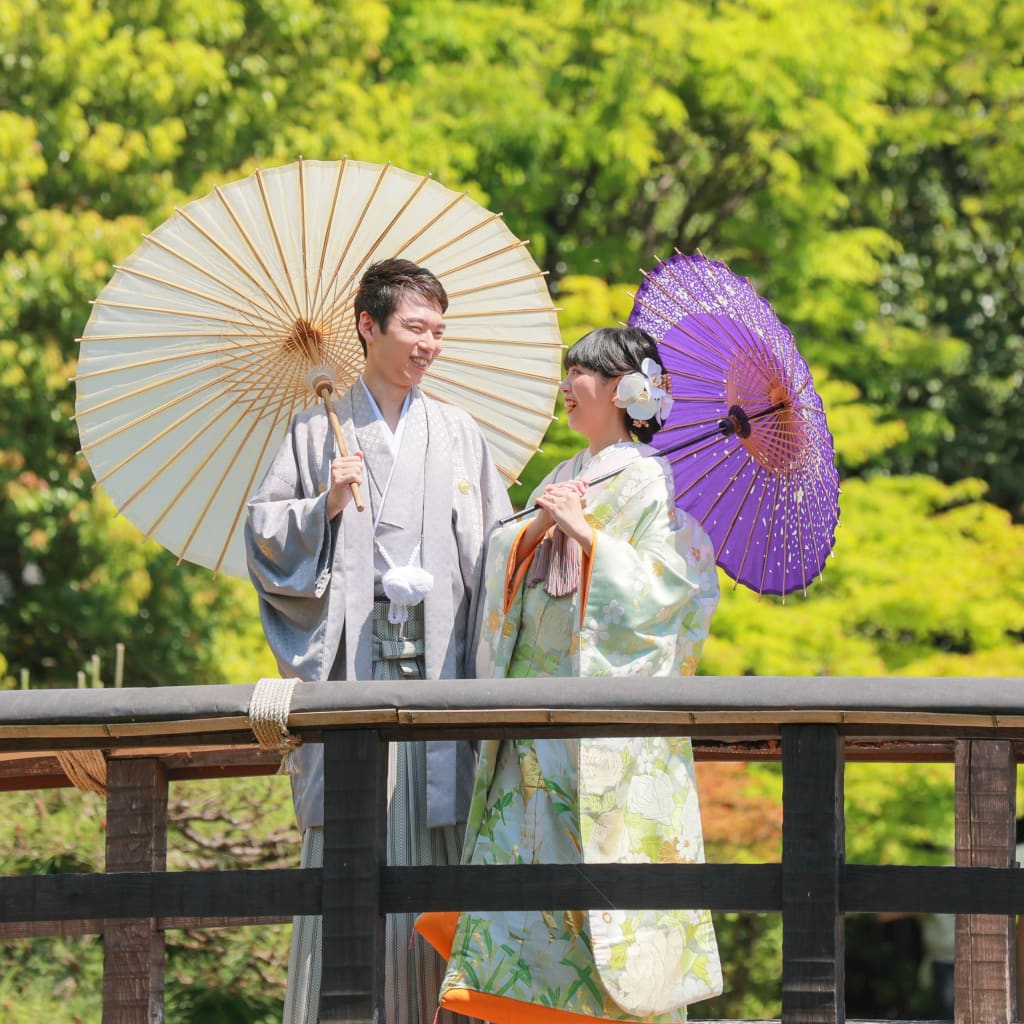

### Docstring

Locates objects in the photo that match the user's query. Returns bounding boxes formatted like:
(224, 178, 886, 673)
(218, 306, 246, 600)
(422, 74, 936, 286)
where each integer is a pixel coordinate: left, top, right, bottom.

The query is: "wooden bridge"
(0, 676, 1021, 1023)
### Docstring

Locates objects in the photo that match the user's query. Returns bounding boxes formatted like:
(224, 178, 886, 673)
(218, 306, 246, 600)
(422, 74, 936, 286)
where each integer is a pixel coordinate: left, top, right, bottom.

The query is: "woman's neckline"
(579, 439, 635, 469)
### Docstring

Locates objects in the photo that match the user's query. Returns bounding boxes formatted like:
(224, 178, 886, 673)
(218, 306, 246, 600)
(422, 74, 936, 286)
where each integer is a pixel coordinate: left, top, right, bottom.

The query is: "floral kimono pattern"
(418, 444, 723, 1023)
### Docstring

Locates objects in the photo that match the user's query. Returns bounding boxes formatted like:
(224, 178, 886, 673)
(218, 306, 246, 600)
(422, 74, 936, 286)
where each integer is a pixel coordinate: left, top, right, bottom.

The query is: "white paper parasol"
(74, 159, 563, 578)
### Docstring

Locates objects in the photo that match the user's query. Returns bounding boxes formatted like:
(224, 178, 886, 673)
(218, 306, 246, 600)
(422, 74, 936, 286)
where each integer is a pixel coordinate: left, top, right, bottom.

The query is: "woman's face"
(561, 364, 621, 443)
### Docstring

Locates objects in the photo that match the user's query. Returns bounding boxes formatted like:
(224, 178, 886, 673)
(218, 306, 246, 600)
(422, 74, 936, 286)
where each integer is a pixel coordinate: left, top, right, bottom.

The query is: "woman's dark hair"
(564, 326, 664, 442)
(353, 258, 449, 355)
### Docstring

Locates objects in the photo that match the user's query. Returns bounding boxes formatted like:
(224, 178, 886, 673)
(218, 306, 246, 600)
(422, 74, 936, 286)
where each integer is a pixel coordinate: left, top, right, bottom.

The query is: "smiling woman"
(416, 326, 724, 1024)
(562, 365, 622, 451)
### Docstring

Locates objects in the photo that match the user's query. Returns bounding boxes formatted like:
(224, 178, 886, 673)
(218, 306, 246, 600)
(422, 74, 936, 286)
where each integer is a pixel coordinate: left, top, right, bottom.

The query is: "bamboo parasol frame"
(75, 159, 563, 578)
(627, 250, 840, 599)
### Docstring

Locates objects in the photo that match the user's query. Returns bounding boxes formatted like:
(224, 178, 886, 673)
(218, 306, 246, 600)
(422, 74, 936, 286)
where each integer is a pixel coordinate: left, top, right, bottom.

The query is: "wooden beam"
(2, 677, 1024, 749)
(844, 865, 1024, 914)
(781, 724, 845, 1023)
(380, 862, 782, 914)
(102, 757, 167, 1024)
(10, 860, 1024, 935)
(954, 739, 1017, 1024)
(0, 915, 290, 939)
(0, 868, 321, 923)
(319, 729, 387, 1023)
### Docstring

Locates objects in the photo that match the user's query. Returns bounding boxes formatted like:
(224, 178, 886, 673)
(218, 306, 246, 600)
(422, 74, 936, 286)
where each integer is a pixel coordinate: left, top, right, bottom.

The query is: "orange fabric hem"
(413, 910, 459, 959)
(504, 524, 538, 614)
(577, 527, 597, 630)
(442, 987, 613, 1024)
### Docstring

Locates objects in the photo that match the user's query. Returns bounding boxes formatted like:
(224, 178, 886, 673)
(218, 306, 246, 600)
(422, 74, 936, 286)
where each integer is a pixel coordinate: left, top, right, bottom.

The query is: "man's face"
(360, 296, 446, 392)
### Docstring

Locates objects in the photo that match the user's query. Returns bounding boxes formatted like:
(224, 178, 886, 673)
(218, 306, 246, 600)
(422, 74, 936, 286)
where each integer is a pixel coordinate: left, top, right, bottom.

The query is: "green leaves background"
(1, 0, 1022, 1016)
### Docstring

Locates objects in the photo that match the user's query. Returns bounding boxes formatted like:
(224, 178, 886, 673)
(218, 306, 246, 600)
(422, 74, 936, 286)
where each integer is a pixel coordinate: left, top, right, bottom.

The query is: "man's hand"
(326, 452, 364, 519)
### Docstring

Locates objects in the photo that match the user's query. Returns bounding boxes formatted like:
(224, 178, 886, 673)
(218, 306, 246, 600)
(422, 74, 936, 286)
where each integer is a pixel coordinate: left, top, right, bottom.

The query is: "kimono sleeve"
(471, 457, 569, 680)
(472, 520, 527, 680)
(582, 457, 719, 676)
(452, 419, 514, 670)
(245, 421, 335, 600)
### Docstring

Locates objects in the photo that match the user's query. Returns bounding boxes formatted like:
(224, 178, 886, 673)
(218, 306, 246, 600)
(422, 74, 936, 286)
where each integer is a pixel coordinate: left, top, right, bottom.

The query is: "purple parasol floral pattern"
(628, 251, 840, 599)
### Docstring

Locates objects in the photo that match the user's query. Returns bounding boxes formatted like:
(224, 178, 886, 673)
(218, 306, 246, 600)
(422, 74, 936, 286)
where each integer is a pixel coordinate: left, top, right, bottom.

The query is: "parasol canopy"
(628, 251, 840, 599)
(74, 158, 563, 579)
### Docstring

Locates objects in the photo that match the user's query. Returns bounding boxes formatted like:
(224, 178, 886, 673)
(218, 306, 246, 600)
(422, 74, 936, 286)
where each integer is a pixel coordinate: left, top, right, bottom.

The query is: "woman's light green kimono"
(431, 443, 723, 1023)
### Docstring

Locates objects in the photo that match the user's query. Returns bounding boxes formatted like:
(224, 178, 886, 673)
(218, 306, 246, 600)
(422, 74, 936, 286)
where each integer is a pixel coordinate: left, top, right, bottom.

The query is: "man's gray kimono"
(245, 381, 510, 1023)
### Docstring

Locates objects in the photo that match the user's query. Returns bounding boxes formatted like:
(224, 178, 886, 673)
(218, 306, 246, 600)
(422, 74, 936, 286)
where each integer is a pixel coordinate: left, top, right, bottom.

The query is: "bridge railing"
(0, 676, 1021, 1023)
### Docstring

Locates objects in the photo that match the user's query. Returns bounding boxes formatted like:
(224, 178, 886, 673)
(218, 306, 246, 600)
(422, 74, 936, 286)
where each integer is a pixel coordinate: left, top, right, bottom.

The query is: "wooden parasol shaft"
(317, 384, 365, 512)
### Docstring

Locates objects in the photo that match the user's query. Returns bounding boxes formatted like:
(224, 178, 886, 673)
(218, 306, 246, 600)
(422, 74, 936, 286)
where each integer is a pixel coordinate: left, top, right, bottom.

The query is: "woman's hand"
(326, 452, 364, 519)
(514, 478, 590, 569)
(536, 479, 593, 554)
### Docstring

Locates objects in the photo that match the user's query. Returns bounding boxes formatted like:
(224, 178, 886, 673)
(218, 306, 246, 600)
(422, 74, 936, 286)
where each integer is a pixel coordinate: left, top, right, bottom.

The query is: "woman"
(417, 326, 723, 1023)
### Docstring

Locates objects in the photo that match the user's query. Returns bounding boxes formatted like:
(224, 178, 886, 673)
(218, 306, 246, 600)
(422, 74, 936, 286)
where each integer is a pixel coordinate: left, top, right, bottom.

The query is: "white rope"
(56, 749, 107, 794)
(248, 677, 302, 775)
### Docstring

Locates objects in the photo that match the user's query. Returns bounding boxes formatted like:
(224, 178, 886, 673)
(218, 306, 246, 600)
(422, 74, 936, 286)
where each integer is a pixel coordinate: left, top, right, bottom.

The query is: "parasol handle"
(316, 383, 365, 513)
(499, 463, 630, 525)
(498, 400, 789, 526)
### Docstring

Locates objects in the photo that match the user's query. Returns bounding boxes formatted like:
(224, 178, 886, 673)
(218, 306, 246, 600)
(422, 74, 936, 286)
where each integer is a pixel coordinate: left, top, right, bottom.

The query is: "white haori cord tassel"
(378, 539, 433, 624)
(248, 677, 302, 775)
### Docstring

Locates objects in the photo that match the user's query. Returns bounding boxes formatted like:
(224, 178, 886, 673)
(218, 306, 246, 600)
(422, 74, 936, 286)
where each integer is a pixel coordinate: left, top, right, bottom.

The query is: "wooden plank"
(0, 731, 263, 754)
(319, 729, 387, 1023)
(102, 757, 167, 1024)
(0, 914, 290, 939)
(0, 747, 281, 790)
(781, 723, 845, 1024)
(954, 739, 1016, 1024)
(3, 677, 1024, 747)
(10, 859, 1024, 934)
(844, 865, 1024, 914)
(371, 723, 1024, 744)
(0, 739, 995, 794)
(2, 720, 1024, 753)
(381, 863, 781, 913)
(0, 868, 321, 923)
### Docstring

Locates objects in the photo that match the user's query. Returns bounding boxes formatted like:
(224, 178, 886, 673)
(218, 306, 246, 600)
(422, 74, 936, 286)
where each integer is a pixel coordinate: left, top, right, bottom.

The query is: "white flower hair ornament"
(613, 357, 674, 426)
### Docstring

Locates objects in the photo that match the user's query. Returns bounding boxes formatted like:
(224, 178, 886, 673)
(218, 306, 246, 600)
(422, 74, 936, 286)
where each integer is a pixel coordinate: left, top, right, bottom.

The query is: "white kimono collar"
(358, 377, 413, 457)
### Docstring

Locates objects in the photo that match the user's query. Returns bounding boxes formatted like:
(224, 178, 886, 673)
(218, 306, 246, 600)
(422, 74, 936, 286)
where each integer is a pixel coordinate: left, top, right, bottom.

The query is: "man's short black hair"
(353, 258, 448, 355)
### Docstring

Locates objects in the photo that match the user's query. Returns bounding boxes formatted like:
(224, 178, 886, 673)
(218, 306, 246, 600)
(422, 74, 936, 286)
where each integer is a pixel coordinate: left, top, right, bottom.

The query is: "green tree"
(2, 1, 1024, 1016)
(543, 277, 1024, 678)
(0, 0, 393, 685)
(848, 0, 1024, 517)
(379, 0, 905, 288)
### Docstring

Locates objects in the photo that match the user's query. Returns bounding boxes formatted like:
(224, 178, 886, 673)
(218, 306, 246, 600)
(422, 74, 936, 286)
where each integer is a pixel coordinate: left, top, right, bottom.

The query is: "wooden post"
(954, 739, 1016, 1024)
(781, 724, 845, 1023)
(319, 729, 387, 1022)
(102, 757, 168, 1024)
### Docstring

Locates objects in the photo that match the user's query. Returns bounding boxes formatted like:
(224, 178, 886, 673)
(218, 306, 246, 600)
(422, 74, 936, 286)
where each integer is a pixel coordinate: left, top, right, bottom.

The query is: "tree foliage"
(849, 2, 1024, 515)
(0, 776, 296, 1023)
(3, 0, 1022, 687)
(1, 0, 1023, 1016)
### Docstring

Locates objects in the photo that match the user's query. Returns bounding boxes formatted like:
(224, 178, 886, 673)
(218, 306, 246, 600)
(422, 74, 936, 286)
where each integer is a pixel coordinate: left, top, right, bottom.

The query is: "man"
(245, 258, 511, 1024)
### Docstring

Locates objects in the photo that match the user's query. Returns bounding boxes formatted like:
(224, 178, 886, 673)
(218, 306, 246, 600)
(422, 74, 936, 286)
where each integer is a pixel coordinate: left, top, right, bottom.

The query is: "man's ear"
(357, 310, 375, 348)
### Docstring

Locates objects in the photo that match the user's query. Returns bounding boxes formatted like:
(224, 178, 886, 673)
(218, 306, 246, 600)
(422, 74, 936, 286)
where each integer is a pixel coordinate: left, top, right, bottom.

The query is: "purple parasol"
(627, 251, 839, 599)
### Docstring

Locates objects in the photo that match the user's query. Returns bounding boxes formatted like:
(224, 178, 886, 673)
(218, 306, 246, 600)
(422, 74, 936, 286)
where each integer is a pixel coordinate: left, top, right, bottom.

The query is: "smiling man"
(245, 258, 511, 1024)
